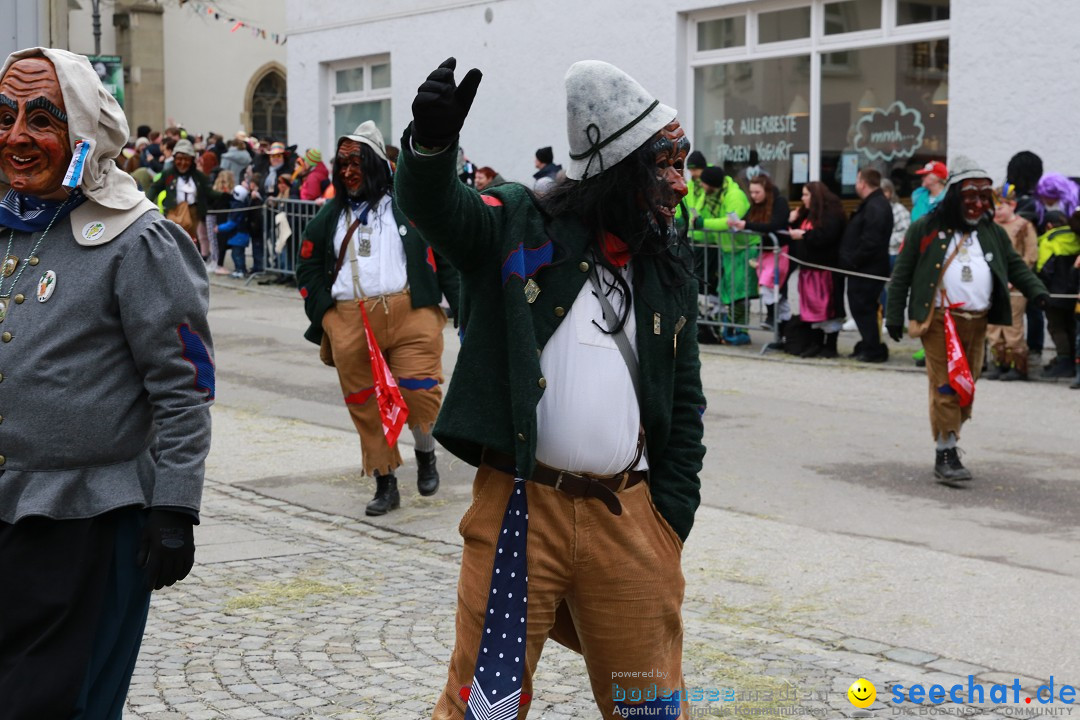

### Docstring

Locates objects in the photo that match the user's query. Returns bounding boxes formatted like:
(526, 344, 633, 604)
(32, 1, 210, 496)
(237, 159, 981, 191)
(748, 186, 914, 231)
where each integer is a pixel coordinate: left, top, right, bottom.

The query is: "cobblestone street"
(125, 477, 1049, 720)
(118, 283, 1079, 719)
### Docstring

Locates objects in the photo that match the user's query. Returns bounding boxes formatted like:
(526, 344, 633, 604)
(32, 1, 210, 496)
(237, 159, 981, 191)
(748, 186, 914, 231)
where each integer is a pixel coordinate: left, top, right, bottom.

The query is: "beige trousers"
(321, 295, 445, 475)
(921, 312, 988, 441)
(433, 465, 688, 719)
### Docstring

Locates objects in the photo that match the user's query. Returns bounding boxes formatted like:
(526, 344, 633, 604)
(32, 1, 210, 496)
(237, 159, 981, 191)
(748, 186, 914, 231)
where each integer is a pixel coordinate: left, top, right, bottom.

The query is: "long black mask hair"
(539, 136, 693, 333)
(332, 141, 392, 211)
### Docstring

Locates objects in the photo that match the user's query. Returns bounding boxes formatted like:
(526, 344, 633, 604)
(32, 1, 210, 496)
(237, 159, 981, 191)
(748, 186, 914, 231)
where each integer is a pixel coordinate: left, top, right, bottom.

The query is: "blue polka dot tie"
(463, 478, 529, 719)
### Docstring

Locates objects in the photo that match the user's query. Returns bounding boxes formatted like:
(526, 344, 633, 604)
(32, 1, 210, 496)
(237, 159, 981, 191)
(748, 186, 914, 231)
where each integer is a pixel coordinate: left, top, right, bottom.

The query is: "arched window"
(251, 70, 287, 139)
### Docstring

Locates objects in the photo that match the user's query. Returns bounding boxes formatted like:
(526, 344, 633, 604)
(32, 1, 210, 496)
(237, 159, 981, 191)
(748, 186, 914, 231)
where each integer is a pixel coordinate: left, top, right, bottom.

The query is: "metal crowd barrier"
(690, 229, 783, 354)
(251, 197, 322, 284)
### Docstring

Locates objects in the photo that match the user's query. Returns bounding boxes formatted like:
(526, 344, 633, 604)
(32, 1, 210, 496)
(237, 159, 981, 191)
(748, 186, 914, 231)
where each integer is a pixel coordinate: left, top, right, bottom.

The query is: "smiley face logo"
(848, 678, 876, 708)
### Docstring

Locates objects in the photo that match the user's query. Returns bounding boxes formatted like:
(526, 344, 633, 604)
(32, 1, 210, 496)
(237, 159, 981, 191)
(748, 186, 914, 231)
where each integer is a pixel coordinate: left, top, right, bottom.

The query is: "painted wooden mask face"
(648, 120, 691, 218)
(0, 57, 72, 198)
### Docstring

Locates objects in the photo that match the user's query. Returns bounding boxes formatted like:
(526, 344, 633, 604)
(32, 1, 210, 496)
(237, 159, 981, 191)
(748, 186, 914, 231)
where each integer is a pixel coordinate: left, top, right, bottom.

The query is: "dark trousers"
(1026, 304, 1044, 352)
(0, 507, 151, 720)
(1046, 306, 1077, 361)
(848, 277, 886, 351)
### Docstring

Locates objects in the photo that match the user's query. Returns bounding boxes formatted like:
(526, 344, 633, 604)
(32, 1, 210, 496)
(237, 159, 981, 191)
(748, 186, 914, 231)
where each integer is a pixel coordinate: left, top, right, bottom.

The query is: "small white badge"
(985, 252, 994, 263)
(398, 224, 407, 237)
(82, 220, 106, 243)
(37, 270, 56, 303)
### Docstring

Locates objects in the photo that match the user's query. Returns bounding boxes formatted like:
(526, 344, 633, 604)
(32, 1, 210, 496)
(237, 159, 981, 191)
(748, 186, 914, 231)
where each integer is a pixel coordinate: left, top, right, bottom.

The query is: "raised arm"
(394, 58, 500, 274)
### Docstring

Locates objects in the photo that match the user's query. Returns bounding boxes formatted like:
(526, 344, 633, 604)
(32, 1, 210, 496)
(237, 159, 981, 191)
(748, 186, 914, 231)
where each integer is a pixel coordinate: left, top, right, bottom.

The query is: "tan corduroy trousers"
(986, 295, 1028, 367)
(921, 312, 988, 440)
(432, 465, 688, 719)
(321, 295, 445, 475)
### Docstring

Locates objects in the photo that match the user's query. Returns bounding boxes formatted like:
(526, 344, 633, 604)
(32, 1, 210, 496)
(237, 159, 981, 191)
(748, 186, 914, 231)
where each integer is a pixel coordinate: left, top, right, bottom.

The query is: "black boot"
(982, 363, 1006, 380)
(365, 473, 400, 516)
(1070, 367, 1080, 389)
(934, 448, 972, 482)
(799, 329, 825, 358)
(415, 449, 440, 496)
(820, 332, 839, 359)
(1044, 356, 1075, 378)
(761, 304, 776, 330)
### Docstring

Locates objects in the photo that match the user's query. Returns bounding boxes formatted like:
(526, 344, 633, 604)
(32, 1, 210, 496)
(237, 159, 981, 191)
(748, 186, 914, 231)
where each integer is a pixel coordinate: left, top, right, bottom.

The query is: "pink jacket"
(300, 162, 329, 201)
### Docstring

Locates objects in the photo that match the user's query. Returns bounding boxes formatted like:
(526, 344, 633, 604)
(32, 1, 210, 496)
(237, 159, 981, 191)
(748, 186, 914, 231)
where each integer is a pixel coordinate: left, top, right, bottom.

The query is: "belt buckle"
(554, 470, 583, 492)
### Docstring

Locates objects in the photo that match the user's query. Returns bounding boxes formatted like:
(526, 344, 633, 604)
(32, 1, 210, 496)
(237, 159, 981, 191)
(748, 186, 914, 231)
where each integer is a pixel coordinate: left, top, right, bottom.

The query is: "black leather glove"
(411, 57, 483, 149)
(137, 508, 196, 591)
(1032, 294, 1050, 310)
(887, 324, 904, 342)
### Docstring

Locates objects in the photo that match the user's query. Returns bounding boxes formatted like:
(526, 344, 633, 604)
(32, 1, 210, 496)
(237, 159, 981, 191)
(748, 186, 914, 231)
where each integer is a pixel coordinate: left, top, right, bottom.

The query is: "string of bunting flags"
(178, 0, 287, 44)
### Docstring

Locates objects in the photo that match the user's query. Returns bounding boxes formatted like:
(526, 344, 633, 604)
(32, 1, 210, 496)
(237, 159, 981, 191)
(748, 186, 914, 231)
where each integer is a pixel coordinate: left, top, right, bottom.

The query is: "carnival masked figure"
(0, 48, 213, 718)
(396, 58, 706, 719)
(296, 121, 459, 516)
(886, 157, 1047, 483)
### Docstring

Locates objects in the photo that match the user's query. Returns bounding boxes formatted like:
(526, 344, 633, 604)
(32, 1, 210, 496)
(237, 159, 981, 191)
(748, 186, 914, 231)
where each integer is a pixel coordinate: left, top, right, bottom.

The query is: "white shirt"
(175, 175, 196, 205)
(938, 230, 992, 311)
(534, 264, 648, 476)
(331, 195, 408, 301)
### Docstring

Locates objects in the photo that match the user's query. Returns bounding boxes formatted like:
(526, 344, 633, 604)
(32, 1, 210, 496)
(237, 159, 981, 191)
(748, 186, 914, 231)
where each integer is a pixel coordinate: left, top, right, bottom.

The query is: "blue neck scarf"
(0, 189, 86, 233)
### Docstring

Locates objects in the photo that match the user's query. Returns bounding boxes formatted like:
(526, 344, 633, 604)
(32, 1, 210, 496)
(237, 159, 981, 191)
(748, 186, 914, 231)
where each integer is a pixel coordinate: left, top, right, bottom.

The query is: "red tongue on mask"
(600, 232, 631, 267)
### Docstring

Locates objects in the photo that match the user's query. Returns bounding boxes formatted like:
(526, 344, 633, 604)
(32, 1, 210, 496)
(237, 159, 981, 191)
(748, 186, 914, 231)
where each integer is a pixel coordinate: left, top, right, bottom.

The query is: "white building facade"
(287, 0, 1077, 199)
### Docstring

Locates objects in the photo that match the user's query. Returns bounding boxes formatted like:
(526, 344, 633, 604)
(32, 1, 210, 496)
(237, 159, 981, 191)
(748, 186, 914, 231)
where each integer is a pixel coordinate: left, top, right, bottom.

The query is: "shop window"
(823, 0, 881, 35)
(897, 0, 950, 25)
(698, 16, 746, 51)
(329, 56, 392, 148)
(693, 55, 810, 199)
(758, 7, 811, 44)
(818, 39, 948, 199)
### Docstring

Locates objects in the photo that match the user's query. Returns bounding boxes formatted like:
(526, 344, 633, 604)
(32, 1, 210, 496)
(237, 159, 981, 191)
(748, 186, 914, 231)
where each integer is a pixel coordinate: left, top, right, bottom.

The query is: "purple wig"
(1035, 172, 1079, 224)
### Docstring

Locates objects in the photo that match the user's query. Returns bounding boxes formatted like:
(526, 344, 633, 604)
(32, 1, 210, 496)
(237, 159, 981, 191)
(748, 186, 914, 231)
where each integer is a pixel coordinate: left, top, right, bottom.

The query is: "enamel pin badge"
(524, 278, 540, 304)
(37, 271, 56, 303)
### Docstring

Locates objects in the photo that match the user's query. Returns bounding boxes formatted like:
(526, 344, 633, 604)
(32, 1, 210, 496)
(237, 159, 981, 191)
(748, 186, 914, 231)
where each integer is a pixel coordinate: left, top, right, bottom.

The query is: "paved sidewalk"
(126, 478, 1044, 720)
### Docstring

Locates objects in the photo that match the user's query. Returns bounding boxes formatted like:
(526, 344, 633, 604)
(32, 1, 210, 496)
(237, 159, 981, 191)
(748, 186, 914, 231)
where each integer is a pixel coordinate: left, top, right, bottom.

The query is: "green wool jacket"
(295, 198, 460, 345)
(886, 213, 1047, 329)
(395, 132, 707, 542)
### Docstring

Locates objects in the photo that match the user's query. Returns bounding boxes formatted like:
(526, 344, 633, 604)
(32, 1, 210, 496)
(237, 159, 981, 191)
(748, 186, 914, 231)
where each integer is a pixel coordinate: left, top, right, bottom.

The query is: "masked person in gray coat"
(0, 48, 213, 719)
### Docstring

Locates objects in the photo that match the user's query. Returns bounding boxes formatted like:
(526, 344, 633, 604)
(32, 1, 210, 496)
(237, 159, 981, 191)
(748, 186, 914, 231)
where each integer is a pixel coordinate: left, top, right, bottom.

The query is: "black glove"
(692, 216, 705, 230)
(137, 509, 196, 591)
(1032, 294, 1050, 310)
(887, 324, 904, 342)
(411, 57, 483, 149)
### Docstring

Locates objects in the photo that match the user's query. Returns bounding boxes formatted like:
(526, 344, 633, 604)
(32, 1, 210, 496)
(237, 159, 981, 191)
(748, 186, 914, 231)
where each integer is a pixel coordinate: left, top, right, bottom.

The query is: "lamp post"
(91, 0, 102, 56)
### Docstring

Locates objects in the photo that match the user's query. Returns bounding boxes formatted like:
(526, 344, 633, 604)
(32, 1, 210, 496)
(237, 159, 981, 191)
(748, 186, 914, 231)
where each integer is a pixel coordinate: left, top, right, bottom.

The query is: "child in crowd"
(986, 183, 1039, 380)
(207, 170, 236, 275)
(216, 184, 257, 278)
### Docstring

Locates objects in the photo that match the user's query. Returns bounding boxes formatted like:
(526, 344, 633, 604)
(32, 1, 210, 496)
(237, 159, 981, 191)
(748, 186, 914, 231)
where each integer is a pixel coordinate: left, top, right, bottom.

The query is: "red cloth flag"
(942, 302, 975, 408)
(359, 302, 409, 446)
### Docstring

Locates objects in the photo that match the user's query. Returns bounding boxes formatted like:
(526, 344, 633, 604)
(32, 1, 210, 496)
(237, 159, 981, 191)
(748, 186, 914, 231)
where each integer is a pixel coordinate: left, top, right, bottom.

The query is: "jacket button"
(554, 306, 565, 317)
(517, 432, 526, 442)
(579, 261, 589, 272)
(0, 372, 4, 382)
(0, 455, 6, 466)
(941, 244, 946, 250)
(28, 256, 39, 266)
(935, 263, 941, 269)
(924, 302, 930, 307)
(538, 377, 547, 389)
(0, 415, 4, 424)
(929, 283, 934, 288)
(1, 332, 10, 343)
(13, 294, 23, 304)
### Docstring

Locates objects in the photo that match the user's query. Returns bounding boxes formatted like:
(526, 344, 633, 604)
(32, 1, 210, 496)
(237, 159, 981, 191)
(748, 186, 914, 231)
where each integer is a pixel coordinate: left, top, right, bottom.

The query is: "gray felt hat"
(945, 155, 991, 191)
(564, 60, 676, 181)
(339, 120, 388, 164)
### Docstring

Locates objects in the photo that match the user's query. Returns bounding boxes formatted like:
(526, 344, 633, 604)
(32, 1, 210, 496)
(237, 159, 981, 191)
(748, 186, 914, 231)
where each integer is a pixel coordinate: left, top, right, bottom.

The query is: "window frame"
(684, 0, 948, 184)
(326, 54, 392, 154)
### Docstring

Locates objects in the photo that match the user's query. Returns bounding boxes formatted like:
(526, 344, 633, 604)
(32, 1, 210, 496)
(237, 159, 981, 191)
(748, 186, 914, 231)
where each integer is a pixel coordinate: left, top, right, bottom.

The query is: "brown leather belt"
(481, 448, 646, 516)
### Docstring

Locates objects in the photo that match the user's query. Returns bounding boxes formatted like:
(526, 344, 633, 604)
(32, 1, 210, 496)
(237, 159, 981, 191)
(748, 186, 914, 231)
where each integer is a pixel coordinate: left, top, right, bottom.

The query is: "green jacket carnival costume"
(395, 130, 706, 541)
(886, 213, 1047, 329)
(295, 198, 460, 345)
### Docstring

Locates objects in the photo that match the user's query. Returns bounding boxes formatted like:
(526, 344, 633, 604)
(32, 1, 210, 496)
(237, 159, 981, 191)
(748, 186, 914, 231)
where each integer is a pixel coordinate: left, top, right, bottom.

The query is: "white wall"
(287, 0, 728, 185)
(162, 0, 286, 136)
(288, 0, 1080, 186)
(950, 0, 1080, 182)
(67, 2, 116, 57)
